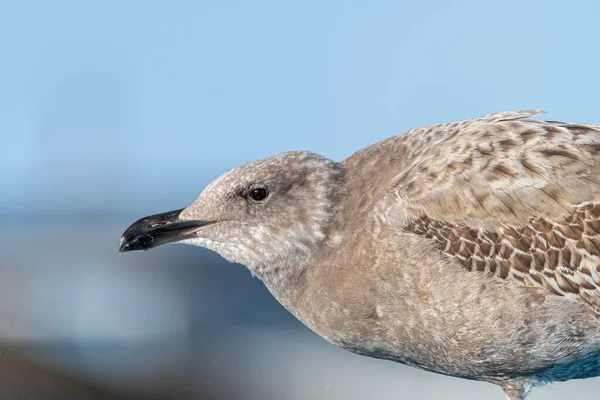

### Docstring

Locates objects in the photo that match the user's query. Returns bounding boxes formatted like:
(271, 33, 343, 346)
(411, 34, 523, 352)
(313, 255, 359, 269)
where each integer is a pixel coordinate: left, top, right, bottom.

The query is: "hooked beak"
(119, 208, 216, 253)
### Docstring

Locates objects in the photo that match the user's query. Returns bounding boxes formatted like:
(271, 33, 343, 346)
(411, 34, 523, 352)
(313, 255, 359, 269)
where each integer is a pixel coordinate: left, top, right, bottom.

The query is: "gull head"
(119, 151, 345, 275)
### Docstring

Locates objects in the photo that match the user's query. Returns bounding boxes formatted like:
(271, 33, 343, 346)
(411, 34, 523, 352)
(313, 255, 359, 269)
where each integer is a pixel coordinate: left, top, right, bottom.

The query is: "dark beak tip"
(118, 208, 210, 254)
(118, 236, 129, 253)
(119, 233, 141, 253)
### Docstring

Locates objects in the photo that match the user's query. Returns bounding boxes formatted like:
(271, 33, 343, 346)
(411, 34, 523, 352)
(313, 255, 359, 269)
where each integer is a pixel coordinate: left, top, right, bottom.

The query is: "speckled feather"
(405, 205, 600, 311)
(126, 110, 600, 400)
(374, 111, 600, 314)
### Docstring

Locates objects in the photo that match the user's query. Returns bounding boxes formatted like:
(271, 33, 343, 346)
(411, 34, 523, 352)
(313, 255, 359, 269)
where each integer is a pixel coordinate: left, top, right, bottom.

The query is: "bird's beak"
(119, 208, 216, 253)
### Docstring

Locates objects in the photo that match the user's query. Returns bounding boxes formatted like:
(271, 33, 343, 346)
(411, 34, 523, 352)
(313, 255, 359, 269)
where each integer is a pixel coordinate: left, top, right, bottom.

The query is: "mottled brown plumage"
(405, 203, 600, 311)
(120, 110, 600, 400)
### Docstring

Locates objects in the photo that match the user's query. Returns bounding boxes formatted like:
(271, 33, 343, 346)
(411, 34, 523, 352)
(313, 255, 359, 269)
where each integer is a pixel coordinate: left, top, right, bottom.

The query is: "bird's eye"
(248, 187, 269, 202)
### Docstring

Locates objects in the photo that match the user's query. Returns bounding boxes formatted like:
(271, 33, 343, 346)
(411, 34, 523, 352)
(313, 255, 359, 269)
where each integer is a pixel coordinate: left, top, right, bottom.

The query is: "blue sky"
(1, 0, 599, 218)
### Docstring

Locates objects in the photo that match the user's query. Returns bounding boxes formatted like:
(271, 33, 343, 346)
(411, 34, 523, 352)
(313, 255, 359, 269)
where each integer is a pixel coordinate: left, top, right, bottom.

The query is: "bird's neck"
(257, 256, 313, 312)
(258, 171, 349, 312)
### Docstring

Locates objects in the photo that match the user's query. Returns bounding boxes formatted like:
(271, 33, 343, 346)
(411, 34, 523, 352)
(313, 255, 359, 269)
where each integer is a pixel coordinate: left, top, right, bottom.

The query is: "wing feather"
(371, 110, 600, 311)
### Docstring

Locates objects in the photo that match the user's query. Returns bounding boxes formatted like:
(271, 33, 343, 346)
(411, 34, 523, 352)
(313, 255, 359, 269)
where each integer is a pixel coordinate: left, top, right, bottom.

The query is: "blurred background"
(1, 0, 600, 399)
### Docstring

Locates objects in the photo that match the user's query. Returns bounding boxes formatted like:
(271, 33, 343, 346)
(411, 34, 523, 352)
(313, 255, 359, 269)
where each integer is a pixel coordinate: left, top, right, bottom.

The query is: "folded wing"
(377, 110, 600, 311)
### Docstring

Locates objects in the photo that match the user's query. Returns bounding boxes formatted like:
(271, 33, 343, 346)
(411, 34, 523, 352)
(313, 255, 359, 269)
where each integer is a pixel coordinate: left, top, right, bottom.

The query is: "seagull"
(120, 110, 600, 400)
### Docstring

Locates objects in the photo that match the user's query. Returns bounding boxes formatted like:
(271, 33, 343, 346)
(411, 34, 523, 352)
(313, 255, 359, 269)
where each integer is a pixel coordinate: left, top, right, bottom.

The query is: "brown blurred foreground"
(0, 349, 130, 400)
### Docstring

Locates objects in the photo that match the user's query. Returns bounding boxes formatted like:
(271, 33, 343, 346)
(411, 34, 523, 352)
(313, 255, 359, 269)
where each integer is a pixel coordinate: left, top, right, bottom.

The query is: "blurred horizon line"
(2, 212, 152, 225)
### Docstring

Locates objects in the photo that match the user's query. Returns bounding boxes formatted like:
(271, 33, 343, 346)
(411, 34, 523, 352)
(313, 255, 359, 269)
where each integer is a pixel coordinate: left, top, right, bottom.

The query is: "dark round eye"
(248, 187, 269, 202)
